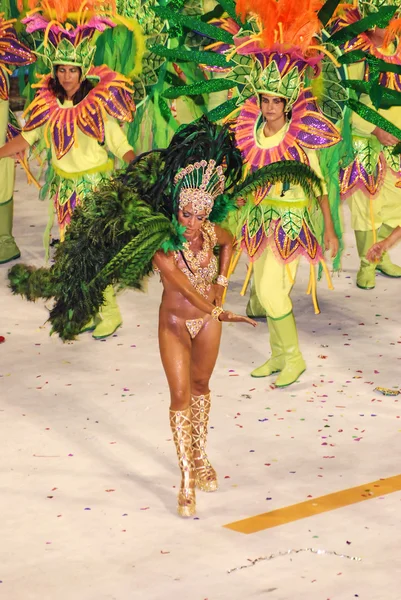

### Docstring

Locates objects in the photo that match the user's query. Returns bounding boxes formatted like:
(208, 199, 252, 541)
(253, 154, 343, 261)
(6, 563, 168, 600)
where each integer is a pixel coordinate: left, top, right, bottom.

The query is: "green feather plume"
(8, 264, 56, 300)
(232, 161, 324, 200)
(7, 153, 184, 341)
(7, 119, 243, 341)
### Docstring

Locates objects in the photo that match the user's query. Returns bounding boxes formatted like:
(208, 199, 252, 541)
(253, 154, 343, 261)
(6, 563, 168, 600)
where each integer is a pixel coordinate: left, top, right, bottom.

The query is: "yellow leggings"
(253, 246, 300, 319)
(348, 171, 401, 231)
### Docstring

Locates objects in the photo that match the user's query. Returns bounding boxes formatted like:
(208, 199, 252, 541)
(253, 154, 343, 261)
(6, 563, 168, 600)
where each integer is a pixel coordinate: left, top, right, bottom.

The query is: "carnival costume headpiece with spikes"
(0, 14, 35, 101)
(233, 0, 327, 111)
(21, 0, 142, 160)
(175, 160, 226, 216)
(8, 116, 323, 339)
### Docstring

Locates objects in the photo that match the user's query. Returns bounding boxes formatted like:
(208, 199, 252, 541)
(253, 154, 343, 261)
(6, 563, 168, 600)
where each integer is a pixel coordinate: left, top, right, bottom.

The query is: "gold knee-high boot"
(169, 408, 196, 517)
(191, 393, 218, 492)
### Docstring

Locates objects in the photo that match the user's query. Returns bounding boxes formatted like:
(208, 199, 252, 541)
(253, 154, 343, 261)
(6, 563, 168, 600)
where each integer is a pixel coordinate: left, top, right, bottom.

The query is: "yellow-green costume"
(0, 91, 18, 263)
(332, 1, 401, 288)
(17, 8, 137, 338)
(0, 16, 35, 264)
(21, 97, 134, 242)
(248, 123, 328, 320)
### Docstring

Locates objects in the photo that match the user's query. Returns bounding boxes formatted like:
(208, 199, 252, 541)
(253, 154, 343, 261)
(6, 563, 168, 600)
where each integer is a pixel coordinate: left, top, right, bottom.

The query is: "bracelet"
(216, 274, 228, 288)
(211, 306, 224, 321)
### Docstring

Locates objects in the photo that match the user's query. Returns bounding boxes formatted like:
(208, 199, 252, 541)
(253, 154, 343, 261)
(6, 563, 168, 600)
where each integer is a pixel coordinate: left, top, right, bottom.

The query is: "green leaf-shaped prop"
(281, 209, 304, 240)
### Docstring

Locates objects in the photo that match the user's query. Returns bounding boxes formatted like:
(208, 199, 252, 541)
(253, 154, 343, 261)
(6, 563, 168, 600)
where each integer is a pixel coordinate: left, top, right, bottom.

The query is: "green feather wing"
(8, 153, 185, 341)
(232, 161, 324, 200)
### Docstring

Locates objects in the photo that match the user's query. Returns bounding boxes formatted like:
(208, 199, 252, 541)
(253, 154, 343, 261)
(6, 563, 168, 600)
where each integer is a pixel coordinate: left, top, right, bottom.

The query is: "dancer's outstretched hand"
(366, 241, 386, 263)
(219, 311, 257, 327)
(324, 226, 339, 259)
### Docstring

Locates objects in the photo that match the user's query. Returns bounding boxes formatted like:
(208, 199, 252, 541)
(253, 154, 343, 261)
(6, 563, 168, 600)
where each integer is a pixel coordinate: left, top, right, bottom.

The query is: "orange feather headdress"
(236, 0, 325, 53)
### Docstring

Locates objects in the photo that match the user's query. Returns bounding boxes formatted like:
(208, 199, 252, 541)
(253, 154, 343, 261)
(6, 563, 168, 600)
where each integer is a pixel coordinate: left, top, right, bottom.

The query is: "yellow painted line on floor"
(224, 474, 401, 534)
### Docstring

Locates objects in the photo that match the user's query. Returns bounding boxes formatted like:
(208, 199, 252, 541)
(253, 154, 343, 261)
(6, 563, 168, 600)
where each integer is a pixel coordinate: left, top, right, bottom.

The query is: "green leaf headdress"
(22, 0, 143, 79)
(231, 0, 331, 111)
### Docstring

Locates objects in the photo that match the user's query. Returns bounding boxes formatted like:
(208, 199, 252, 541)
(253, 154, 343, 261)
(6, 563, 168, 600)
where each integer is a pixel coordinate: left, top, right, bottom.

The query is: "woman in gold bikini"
(153, 158, 256, 517)
(9, 118, 321, 518)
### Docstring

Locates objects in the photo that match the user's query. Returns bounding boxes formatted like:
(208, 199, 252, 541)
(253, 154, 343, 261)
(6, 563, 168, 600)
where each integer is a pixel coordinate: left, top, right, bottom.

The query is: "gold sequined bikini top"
(174, 220, 218, 298)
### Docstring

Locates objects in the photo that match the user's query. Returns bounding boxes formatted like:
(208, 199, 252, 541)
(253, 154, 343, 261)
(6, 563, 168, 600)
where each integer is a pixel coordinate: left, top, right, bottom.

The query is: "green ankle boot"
(251, 317, 284, 377)
(80, 315, 100, 334)
(356, 261, 376, 289)
(273, 312, 306, 387)
(354, 230, 376, 290)
(375, 225, 401, 277)
(92, 285, 122, 339)
(0, 200, 20, 264)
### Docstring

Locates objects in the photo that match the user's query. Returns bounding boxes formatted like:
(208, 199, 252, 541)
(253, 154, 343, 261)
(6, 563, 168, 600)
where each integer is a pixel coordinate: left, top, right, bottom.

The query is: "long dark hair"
(48, 66, 94, 105)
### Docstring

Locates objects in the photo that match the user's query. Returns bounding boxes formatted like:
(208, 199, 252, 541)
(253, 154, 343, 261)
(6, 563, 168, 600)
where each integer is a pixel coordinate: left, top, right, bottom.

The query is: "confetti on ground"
(227, 548, 362, 573)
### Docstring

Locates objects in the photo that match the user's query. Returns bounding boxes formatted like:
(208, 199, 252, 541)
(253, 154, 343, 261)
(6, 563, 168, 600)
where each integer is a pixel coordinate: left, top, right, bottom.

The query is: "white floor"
(1, 164, 401, 600)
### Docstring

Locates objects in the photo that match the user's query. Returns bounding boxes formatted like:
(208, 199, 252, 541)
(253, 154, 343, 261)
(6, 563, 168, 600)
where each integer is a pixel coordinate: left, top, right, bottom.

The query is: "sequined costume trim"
(23, 65, 135, 160)
(240, 206, 322, 265)
(0, 16, 35, 101)
(235, 91, 341, 178)
(339, 141, 401, 200)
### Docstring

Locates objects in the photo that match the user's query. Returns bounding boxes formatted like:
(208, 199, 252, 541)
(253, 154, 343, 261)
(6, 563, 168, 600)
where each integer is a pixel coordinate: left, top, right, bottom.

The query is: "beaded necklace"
(175, 221, 218, 298)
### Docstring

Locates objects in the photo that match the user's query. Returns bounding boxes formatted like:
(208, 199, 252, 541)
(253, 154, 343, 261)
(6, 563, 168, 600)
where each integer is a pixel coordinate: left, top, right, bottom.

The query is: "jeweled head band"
(174, 159, 226, 216)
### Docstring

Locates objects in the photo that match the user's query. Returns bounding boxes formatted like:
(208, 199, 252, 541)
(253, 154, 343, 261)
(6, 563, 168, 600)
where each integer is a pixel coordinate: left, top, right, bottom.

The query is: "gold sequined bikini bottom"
(185, 318, 204, 339)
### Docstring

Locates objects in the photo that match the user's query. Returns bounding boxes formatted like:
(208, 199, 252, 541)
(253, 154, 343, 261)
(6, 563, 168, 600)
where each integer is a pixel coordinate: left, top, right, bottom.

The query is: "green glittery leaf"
(342, 79, 370, 95)
(320, 96, 344, 121)
(206, 98, 240, 122)
(338, 50, 366, 65)
(318, 0, 342, 26)
(383, 145, 401, 171)
(149, 44, 235, 68)
(263, 206, 279, 234)
(229, 55, 254, 85)
(158, 94, 172, 123)
(162, 78, 236, 98)
(348, 98, 401, 140)
(152, 7, 234, 44)
(328, 6, 397, 44)
(281, 209, 304, 240)
(392, 142, 401, 155)
(247, 205, 263, 239)
(218, 0, 244, 26)
(354, 137, 381, 175)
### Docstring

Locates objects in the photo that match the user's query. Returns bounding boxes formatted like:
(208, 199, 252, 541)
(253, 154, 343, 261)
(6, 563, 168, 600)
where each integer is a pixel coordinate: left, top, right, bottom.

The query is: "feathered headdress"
(21, 0, 143, 79)
(232, 0, 327, 109)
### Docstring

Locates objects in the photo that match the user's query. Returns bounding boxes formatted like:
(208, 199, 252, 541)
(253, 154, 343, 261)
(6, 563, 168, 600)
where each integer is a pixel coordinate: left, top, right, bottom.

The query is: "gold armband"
(211, 306, 224, 321)
(216, 274, 228, 288)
